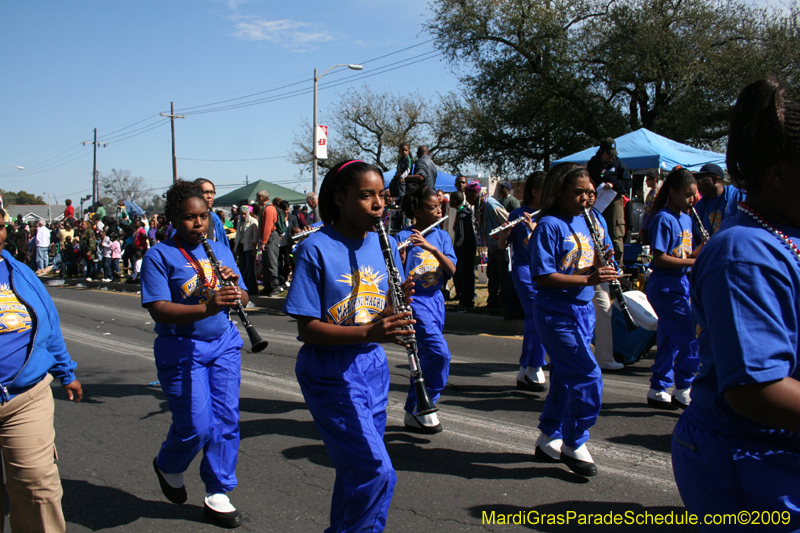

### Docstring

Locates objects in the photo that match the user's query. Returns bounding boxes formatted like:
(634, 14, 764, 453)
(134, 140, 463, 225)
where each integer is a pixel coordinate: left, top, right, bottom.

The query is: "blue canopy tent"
(552, 128, 726, 171)
(382, 170, 458, 192)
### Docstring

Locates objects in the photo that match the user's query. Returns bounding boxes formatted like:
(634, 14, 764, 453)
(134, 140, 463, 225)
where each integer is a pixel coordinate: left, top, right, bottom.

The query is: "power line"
(0, 131, 94, 160)
(177, 156, 287, 162)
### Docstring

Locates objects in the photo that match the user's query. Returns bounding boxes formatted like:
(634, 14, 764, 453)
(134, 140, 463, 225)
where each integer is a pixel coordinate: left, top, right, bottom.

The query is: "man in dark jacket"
(451, 190, 477, 312)
(407, 145, 437, 190)
(587, 137, 631, 267)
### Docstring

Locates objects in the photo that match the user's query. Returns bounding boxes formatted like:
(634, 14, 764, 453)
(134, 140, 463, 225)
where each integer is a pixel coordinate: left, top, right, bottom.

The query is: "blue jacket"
(0, 249, 77, 403)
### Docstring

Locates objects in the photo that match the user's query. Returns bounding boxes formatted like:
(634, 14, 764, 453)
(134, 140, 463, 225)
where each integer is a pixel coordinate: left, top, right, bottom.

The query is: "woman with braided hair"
(672, 79, 800, 528)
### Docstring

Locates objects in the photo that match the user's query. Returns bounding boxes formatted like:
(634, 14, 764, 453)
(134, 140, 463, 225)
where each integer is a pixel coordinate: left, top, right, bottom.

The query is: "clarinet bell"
(412, 373, 439, 416)
(245, 325, 269, 353)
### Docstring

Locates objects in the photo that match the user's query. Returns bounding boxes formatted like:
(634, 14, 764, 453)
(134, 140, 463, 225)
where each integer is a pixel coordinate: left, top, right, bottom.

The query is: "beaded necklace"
(737, 203, 800, 267)
(173, 236, 217, 290)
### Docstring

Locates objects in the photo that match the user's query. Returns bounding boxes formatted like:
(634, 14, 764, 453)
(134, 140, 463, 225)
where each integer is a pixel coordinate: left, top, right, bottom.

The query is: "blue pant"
(36, 247, 49, 270)
(646, 272, 699, 391)
(296, 344, 397, 533)
(405, 291, 451, 413)
(154, 322, 243, 494)
(673, 405, 800, 531)
(512, 263, 546, 369)
(535, 296, 602, 449)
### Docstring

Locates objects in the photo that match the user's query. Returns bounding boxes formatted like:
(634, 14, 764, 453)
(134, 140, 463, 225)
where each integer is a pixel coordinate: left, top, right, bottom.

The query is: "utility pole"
(82, 129, 107, 206)
(161, 102, 185, 184)
(246, 175, 249, 185)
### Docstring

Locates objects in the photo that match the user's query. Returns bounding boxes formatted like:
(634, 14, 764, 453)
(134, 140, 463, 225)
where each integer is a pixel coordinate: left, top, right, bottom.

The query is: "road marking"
(62, 326, 677, 488)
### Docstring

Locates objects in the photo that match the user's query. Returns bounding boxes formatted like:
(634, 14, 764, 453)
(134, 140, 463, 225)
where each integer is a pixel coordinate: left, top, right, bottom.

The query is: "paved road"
(17, 286, 690, 532)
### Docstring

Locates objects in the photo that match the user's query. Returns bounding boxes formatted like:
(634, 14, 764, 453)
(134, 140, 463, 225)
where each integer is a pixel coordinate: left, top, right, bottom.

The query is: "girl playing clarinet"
(283, 160, 415, 533)
(673, 78, 800, 529)
(497, 171, 549, 390)
(644, 167, 700, 410)
(394, 183, 456, 433)
(529, 163, 618, 477)
(141, 180, 248, 528)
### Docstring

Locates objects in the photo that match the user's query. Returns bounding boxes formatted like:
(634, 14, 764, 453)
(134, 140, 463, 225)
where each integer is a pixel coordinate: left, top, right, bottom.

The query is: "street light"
(0, 166, 24, 170)
(312, 63, 363, 193)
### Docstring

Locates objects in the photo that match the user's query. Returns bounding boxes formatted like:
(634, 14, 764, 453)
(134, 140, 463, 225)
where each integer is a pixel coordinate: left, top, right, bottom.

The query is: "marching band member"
(673, 78, 800, 530)
(644, 168, 701, 410)
(283, 160, 415, 533)
(529, 163, 617, 477)
(394, 183, 456, 433)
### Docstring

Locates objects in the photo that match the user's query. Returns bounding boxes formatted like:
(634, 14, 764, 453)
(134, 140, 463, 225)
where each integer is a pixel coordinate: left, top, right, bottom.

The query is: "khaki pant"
(603, 196, 626, 267)
(0, 374, 66, 533)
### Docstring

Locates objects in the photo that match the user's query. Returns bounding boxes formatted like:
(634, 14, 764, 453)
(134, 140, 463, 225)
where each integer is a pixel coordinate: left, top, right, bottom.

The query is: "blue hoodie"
(0, 249, 77, 403)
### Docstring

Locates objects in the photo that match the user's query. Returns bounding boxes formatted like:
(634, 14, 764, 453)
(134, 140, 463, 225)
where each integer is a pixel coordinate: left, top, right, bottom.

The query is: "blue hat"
(694, 163, 725, 180)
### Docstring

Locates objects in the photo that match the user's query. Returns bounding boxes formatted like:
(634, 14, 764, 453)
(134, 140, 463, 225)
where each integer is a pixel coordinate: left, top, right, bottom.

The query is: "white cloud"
(233, 18, 334, 50)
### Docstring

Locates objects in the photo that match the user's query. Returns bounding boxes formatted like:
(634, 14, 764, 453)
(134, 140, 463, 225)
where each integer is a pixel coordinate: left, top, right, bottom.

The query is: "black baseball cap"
(599, 137, 618, 157)
(693, 163, 725, 180)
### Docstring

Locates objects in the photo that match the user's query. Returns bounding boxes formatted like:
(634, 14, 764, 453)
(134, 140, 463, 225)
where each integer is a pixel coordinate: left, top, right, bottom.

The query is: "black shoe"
(516, 375, 547, 392)
(560, 452, 598, 477)
(267, 289, 283, 297)
(153, 458, 187, 504)
(534, 446, 561, 463)
(204, 504, 242, 529)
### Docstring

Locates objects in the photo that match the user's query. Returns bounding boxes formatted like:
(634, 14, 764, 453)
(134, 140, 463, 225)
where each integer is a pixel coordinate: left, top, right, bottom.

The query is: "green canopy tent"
(214, 179, 307, 207)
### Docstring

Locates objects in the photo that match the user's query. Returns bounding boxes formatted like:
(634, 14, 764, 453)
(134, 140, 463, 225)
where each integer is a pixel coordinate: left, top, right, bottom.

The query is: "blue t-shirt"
(648, 207, 693, 276)
(394, 226, 456, 295)
(0, 259, 33, 386)
(528, 213, 608, 304)
(694, 185, 745, 237)
(507, 206, 537, 265)
(283, 226, 404, 351)
(141, 237, 246, 341)
(690, 210, 800, 445)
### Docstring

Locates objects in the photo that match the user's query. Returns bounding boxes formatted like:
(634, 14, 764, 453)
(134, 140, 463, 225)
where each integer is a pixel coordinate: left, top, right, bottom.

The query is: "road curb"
(40, 276, 524, 337)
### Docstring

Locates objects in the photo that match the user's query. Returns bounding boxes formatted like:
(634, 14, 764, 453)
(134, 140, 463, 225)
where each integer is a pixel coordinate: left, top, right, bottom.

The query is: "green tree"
(0, 189, 45, 205)
(427, 0, 799, 172)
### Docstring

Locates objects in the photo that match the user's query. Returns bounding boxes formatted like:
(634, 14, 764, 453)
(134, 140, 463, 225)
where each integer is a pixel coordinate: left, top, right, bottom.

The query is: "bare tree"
(100, 169, 145, 203)
(289, 85, 464, 175)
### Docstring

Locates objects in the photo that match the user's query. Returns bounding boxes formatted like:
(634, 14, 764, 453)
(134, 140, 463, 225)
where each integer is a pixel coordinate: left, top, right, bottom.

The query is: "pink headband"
(335, 160, 364, 178)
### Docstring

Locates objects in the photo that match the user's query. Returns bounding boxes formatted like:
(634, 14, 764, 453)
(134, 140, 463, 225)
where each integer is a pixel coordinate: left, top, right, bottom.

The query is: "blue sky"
(0, 0, 460, 206)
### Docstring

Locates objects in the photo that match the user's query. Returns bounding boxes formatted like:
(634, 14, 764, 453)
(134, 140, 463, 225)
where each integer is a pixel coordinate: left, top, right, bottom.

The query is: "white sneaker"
(245, 301, 255, 309)
(534, 433, 563, 462)
(102, 278, 112, 282)
(647, 388, 677, 410)
(672, 388, 691, 409)
(598, 361, 625, 371)
(205, 493, 236, 513)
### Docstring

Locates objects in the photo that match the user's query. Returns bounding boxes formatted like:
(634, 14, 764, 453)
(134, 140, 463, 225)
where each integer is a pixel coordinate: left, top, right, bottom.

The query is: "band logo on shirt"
(0, 284, 32, 334)
(328, 266, 387, 325)
(561, 233, 594, 273)
(179, 260, 219, 302)
(409, 250, 441, 289)
(671, 229, 693, 259)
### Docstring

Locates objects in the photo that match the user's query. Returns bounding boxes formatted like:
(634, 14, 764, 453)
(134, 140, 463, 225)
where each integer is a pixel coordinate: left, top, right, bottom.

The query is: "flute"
(200, 237, 269, 353)
(291, 225, 322, 242)
(397, 216, 449, 250)
(582, 209, 639, 332)
(374, 217, 437, 416)
(488, 210, 541, 236)
(689, 207, 710, 244)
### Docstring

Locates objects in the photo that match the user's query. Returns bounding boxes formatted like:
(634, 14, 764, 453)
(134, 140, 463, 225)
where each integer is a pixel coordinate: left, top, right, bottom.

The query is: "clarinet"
(581, 209, 639, 332)
(200, 237, 269, 353)
(373, 217, 438, 416)
(291, 225, 322, 242)
(488, 210, 541, 236)
(397, 216, 449, 250)
(690, 207, 710, 244)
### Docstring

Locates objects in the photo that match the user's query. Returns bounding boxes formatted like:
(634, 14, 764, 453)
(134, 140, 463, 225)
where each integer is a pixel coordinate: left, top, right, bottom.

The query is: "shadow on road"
(281, 436, 586, 484)
(61, 478, 206, 530)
